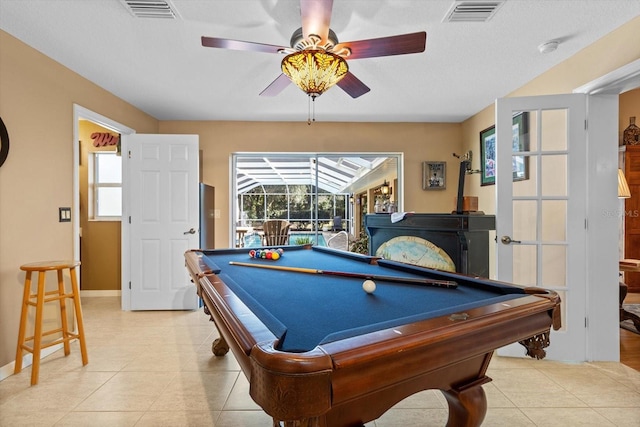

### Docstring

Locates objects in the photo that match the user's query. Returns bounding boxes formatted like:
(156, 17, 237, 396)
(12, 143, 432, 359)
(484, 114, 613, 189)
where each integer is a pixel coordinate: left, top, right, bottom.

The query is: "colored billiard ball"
(266, 251, 273, 259)
(271, 252, 280, 260)
(362, 280, 376, 294)
(249, 250, 256, 258)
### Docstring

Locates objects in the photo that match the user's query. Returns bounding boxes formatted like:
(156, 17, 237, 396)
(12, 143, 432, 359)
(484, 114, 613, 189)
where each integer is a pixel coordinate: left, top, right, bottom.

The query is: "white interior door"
(125, 134, 200, 310)
(495, 94, 587, 361)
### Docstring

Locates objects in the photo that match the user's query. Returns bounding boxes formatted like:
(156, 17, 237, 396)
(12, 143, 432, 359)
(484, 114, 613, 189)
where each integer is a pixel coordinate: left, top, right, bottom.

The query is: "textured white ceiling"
(1, 0, 639, 123)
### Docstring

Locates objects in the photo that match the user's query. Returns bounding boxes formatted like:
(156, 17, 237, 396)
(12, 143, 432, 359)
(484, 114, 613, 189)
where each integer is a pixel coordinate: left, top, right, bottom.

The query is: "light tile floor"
(1, 296, 639, 426)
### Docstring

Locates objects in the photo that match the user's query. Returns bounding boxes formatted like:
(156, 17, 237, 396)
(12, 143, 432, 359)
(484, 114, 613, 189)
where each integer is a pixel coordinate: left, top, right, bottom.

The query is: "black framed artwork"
(422, 161, 446, 190)
(480, 112, 529, 186)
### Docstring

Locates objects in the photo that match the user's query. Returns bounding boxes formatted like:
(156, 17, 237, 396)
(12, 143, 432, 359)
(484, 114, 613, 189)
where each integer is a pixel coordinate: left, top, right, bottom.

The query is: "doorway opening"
(72, 105, 134, 297)
(573, 59, 640, 365)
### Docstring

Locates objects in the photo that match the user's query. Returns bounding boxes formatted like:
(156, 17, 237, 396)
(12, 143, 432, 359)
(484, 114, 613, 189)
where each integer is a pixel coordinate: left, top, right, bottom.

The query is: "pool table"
(185, 245, 560, 427)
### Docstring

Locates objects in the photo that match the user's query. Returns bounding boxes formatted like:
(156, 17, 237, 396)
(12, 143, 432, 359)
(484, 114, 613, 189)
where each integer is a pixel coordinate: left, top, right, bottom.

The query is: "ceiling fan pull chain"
(307, 94, 317, 125)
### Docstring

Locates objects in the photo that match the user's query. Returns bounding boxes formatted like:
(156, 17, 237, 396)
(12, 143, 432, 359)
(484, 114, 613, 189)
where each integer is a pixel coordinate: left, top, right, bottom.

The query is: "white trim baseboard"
(0, 344, 64, 382)
(80, 290, 121, 297)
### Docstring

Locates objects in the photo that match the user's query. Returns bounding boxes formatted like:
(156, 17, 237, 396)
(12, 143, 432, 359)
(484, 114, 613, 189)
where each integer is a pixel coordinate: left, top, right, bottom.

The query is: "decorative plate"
(376, 235, 456, 272)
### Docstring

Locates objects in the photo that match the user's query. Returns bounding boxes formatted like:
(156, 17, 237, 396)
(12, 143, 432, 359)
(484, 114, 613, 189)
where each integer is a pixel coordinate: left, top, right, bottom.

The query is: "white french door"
(123, 134, 200, 310)
(495, 94, 587, 361)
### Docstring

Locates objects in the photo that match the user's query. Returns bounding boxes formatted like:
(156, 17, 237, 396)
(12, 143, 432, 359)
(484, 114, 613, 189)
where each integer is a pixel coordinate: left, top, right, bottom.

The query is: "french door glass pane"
(540, 109, 568, 151)
(541, 154, 567, 197)
(513, 200, 537, 241)
(541, 245, 567, 287)
(513, 244, 537, 286)
(514, 159, 537, 197)
(541, 200, 567, 241)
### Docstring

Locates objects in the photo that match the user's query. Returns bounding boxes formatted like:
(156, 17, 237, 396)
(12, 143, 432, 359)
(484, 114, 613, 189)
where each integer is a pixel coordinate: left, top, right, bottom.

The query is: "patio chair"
(331, 215, 343, 232)
(263, 219, 291, 246)
(327, 230, 349, 251)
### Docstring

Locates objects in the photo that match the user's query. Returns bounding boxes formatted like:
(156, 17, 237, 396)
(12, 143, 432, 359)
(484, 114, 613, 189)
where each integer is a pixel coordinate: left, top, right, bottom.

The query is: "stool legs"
(70, 266, 88, 365)
(15, 263, 87, 385)
(57, 269, 71, 356)
(14, 271, 32, 375)
(30, 271, 47, 385)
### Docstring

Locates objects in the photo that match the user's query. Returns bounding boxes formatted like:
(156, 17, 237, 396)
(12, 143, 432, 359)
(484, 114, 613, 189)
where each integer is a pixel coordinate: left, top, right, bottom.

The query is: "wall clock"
(0, 117, 9, 168)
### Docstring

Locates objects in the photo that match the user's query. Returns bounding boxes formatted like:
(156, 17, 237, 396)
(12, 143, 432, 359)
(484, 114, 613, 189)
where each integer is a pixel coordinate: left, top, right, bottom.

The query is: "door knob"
(500, 235, 521, 245)
(183, 228, 196, 235)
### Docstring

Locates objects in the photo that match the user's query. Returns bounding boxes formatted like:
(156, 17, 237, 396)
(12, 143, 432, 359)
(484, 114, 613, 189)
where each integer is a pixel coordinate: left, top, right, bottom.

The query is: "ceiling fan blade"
(259, 74, 292, 97)
(300, 0, 333, 42)
(201, 36, 288, 54)
(335, 31, 427, 60)
(337, 72, 370, 98)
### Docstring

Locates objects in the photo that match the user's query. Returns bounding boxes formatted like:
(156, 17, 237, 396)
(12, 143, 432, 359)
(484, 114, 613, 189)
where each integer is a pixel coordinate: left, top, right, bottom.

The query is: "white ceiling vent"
(443, 1, 504, 23)
(120, 0, 179, 19)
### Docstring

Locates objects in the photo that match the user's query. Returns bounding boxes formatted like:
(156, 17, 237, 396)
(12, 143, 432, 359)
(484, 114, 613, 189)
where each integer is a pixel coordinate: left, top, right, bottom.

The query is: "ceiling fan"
(201, 0, 427, 99)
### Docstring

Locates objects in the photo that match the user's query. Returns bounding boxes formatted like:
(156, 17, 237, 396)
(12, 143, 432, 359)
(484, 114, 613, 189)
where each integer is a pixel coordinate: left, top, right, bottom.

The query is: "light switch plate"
(59, 207, 71, 222)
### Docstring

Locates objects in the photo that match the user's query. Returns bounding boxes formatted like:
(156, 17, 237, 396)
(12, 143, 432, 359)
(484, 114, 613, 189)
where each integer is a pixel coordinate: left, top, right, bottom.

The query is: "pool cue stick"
(228, 261, 458, 289)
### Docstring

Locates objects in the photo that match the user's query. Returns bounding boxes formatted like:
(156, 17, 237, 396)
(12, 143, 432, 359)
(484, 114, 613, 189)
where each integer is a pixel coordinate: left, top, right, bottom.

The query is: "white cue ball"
(362, 279, 376, 294)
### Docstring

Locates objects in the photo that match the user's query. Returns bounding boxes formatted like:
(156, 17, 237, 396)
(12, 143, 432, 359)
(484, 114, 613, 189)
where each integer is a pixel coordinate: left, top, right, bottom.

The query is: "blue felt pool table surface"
(198, 246, 525, 352)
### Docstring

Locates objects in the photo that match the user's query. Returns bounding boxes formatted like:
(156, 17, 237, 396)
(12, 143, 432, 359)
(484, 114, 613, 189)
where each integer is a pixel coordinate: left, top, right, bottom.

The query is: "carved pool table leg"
(519, 331, 550, 360)
(211, 337, 230, 356)
(442, 381, 488, 427)
(202, 305, 231, 356)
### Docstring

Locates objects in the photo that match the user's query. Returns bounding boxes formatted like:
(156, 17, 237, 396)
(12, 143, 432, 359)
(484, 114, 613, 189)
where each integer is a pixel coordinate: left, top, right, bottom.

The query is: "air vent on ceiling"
(443, 1, 504, 23)
(120, 0, 179, 19)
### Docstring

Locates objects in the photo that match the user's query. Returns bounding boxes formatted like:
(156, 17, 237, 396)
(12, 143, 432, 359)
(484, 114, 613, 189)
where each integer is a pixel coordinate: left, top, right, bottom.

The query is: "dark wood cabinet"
(625, 145, 640, 292)
(364, 213, 495, 278)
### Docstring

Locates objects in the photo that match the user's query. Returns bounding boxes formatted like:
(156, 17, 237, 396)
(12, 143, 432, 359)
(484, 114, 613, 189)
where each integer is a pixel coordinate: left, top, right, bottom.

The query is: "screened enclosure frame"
(231, 152, 402, 246)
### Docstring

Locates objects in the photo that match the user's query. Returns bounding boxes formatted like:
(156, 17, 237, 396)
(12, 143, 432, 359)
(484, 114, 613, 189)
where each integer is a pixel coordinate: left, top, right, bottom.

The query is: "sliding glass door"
(232, 153, 401, 247)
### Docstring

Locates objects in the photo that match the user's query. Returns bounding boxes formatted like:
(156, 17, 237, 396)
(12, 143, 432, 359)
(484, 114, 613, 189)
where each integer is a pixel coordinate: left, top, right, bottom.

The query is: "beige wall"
(159, 121, 462, 249)
(0, 31, 158, 367)
(1, 13, 639, 370)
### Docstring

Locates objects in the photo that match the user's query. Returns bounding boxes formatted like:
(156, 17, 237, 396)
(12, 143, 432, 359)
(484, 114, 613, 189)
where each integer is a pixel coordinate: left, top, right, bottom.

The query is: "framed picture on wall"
(480, 112, 530, 186)
(422, 161, 446, 190)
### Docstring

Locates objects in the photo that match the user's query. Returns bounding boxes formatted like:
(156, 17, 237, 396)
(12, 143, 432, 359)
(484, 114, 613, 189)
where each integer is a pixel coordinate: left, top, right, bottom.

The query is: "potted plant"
(350, 234, 369, 255)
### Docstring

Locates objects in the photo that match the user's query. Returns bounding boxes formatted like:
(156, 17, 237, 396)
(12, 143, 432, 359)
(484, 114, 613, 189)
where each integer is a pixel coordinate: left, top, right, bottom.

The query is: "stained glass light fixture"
(280, 29, 350, 100)
(281, 49, 348, 98)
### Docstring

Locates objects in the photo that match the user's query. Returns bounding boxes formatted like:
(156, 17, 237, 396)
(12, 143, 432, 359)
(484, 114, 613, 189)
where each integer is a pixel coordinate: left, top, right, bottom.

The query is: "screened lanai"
(232, 153, 400, 247)
(236, 156, 389, 194)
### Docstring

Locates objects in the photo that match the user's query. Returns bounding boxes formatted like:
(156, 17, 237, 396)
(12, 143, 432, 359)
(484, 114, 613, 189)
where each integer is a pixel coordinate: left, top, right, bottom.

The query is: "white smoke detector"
(538, 40, 559, 54)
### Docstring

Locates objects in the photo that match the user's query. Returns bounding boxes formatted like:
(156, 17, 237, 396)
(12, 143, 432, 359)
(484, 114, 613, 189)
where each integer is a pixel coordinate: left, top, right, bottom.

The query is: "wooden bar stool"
(14, 260, 88, 385)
